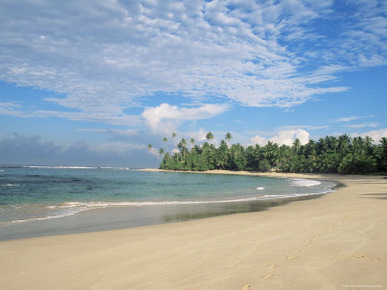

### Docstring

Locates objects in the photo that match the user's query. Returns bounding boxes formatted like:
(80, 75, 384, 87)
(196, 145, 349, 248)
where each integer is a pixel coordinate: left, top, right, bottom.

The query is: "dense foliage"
(150, 133, 387, 174)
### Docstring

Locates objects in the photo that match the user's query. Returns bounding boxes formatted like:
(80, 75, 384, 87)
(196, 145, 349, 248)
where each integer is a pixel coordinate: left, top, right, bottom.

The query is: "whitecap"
(48, 197, 263, 211)
(1, 183, 20, 187)
(0, 207, 87, 226)
(290, 178, 321, 187)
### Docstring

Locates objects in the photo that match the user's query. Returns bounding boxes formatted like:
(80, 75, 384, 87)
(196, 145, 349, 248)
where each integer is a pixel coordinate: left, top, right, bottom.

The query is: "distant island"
(149, 133, 387, 175)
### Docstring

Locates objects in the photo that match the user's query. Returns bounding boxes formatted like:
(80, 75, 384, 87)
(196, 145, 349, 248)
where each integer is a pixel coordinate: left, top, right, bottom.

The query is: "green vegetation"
(149, 133, 387, 174)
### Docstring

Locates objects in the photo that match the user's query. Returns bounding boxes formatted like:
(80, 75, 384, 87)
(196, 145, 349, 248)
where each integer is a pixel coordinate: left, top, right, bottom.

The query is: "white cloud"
(251, 129, 310, 146)
(142, 103, 229, 135)
(189, 129, 209, 143)
(1, 0, 384, 123)
(250, 135, 267, 147)
(352, 128, 387, 143)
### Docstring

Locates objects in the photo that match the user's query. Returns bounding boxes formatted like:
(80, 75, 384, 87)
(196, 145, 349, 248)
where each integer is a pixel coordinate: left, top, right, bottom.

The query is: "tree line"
(149, 133, 387, 174)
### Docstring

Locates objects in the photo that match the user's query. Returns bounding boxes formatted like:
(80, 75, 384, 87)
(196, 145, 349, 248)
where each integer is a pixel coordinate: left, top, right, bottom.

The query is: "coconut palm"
(162, 137, 169, 152)
(225, 132, 232, 143)
(189, 138, 195, 149)
(158, 133, 385, 174)
(177, 138, 188, 157)
(206, 132, 214, 143)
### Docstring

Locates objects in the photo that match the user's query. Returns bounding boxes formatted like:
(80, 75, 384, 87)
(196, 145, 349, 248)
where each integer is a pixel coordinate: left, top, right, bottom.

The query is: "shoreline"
(1, 172, 386, 289)
(137, 167, 346, 179)
(0, 169, 336, 241)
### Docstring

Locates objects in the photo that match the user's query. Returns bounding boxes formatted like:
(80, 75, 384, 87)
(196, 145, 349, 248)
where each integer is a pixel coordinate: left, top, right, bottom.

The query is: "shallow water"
(0, 167, 336, 240)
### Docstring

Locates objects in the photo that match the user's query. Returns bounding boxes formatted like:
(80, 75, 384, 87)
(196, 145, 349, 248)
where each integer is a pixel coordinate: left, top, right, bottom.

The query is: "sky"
(0, 0, 386, 168)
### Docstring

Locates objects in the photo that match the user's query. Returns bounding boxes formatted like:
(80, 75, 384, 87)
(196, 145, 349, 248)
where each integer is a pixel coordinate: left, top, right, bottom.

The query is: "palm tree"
(337, 134, 351, 156)
(172, 132, 177, 147)
(158, 133, 384, 174)
(225, 132, 232, 143)
(147, 144, 153, 151)
(216, 140, 229, 170)
(177, 138, 188, 158)
(189, 138, 195, 150)
(162, 137, 169, 152)
(378, 137, 387, 171)
(263, 141, 279, 169)
(206, 132, 214, 144)
(364, 136, 374, 155)
(292, 138, 301, 154)
(353, 136, 365, 155)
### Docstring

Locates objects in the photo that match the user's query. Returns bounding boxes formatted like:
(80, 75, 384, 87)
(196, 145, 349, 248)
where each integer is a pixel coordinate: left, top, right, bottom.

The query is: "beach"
(0, 171, 386, 289)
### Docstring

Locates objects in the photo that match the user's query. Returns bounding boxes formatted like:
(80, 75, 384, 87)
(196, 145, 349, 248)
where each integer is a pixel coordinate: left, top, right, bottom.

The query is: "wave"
(48, 197, 263, 209)
(289, 178, 321, 187)
(1, 188, 334, 226)
(46, 187, 333, 213)
(0, 197, 262, 226)
(0, 207, 87, 226)
(0, 188, 334, 226)
(257, 190, 331, 200)
(1, 183, 20, 187)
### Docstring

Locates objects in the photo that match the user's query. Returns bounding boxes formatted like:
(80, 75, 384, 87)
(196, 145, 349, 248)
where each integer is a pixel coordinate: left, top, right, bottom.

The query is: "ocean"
(0, 166, 337, 240)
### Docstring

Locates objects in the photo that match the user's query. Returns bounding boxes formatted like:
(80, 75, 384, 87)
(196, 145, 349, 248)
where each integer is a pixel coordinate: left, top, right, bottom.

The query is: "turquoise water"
(0, 167, 336, 240)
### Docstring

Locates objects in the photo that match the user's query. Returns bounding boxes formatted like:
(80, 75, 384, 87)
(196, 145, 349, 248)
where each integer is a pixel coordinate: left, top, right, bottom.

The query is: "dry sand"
(0, 171, 386, 289)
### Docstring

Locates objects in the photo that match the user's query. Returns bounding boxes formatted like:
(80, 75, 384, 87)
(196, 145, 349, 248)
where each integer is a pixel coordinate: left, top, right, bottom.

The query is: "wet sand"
(0, 172, 386, 289)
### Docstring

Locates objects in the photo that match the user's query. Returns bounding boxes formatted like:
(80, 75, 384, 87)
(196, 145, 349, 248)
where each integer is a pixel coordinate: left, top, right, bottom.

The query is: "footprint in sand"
(267, 263, 277, 269)
(305, 240, 314, 249)
(242, 284, 251, 290)
(287, 255, 298, 260)
(261, 273, 275, 279)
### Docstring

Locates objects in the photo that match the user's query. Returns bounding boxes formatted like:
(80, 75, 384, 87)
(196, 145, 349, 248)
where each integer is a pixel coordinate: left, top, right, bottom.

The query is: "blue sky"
(0, 0, 386, 167)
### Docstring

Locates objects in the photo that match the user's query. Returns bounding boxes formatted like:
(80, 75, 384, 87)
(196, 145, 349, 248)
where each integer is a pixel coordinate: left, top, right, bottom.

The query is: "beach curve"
(0, 171, 386, 289)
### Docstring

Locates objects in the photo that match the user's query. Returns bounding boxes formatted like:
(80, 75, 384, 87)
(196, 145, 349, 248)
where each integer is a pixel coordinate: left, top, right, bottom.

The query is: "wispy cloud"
(346, 122, 378, 129)
(1, 0, 385, 126)
(0, 101, 143, 127)
(0, 102, 22, 119)
(333, 115, 375, 122)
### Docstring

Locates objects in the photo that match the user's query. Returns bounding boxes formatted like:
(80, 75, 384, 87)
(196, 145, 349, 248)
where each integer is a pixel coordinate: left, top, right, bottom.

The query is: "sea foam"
(290, 178, 321, 187)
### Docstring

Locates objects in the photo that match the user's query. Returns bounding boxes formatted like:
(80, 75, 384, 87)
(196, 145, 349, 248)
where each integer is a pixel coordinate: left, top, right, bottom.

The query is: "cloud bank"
(0, 133, 157, 167)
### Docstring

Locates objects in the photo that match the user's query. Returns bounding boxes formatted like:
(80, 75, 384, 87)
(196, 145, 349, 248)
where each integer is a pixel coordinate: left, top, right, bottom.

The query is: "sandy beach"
(0, 171, 386, 289)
